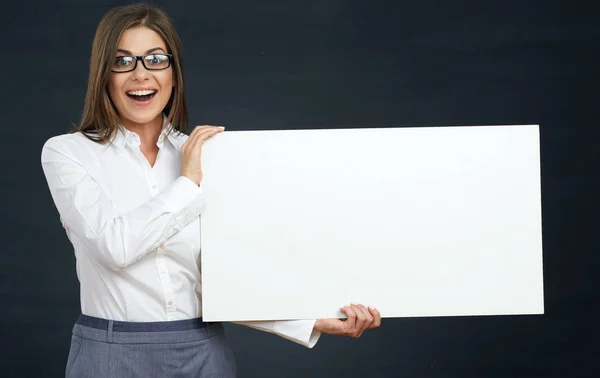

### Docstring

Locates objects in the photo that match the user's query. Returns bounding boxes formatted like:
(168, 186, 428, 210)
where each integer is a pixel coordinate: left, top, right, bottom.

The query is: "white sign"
(200, 125, 544, 321)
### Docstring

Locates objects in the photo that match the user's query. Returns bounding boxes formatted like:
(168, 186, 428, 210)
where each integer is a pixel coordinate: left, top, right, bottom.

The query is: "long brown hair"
(72, 3, 188, 143)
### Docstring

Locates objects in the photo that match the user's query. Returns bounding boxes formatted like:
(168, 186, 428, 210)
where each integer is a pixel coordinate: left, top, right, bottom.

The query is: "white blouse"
(41, 124, 320, 348)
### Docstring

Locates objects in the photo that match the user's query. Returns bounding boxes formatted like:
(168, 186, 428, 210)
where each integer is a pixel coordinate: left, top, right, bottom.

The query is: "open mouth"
(126, 89, 157, 102)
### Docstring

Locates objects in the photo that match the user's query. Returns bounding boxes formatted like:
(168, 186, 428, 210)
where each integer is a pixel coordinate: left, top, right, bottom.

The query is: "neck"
(121, 114, 163, 149)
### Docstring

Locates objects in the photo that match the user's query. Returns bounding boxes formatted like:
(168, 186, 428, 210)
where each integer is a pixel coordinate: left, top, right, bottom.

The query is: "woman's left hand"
(313, 303, 381, 338)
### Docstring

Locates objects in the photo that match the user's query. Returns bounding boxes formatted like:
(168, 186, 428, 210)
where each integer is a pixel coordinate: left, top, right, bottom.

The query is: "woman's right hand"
(180, 125, 225, 185)
(313, 303, 381, 338)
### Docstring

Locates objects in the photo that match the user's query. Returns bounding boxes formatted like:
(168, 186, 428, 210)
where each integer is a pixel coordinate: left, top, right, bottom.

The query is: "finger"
(182, 125, 210, 150)
(368, 305, 382, 328)
(192, 124, 221, 133)
(185, 125, 222, 145)
(353, 303, 374, 329)
(191, 126, 224, 147)
(340, 306, 357, 336)
(348, 305, 365, 337)
(350, 304, 367, 336)
(198, 126, 224, 141)
(187, 125, 214, 141)
(185, 126, 223, 154)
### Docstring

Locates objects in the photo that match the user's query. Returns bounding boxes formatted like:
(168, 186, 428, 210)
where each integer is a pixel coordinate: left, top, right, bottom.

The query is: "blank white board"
(200, 125, 544, 321)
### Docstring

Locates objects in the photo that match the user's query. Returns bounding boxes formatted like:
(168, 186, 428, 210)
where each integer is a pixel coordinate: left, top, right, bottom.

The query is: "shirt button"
(168, 301, 173, 306)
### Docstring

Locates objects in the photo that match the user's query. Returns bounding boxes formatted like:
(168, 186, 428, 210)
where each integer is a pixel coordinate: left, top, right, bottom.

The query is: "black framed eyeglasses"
(111, 54, 173, 73)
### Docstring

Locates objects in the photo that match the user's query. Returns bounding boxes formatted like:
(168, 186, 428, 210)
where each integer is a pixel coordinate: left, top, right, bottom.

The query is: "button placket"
(129, 135, 160, 196)
(156, 248, 177, 319)
(148, 174, 159, 196)
(145, 160, 159, 195)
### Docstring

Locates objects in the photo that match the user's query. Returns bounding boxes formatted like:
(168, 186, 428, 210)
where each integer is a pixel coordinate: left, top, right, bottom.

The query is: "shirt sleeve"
(41, 137, 206, 270)
(232, 320, 322, 348)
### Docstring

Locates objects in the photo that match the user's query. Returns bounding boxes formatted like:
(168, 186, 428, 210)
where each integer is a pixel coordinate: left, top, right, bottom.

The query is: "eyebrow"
(116, 47, 166, 55)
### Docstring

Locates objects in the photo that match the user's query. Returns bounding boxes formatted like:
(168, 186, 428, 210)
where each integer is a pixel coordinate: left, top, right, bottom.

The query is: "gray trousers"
(66, 315, 236, 378)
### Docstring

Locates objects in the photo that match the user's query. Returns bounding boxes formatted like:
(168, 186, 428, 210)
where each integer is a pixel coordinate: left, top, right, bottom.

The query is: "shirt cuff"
(163, 176, 206, 217)
(306, 321, 322, 348)
(274, 319, 322, 349)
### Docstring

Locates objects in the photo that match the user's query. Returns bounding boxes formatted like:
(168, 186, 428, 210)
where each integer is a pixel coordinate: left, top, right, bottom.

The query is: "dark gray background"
(1, 0, 599, 377)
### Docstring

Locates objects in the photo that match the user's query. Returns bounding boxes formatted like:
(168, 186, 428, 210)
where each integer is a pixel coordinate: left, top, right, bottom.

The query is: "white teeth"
(127, 90, 156, 96)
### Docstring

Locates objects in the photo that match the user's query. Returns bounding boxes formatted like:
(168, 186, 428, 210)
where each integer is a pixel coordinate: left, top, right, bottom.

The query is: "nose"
(131, 59, 151, 81)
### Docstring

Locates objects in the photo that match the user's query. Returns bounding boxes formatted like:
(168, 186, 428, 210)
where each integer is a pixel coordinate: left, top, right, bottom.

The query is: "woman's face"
(108, 26, 173, 128)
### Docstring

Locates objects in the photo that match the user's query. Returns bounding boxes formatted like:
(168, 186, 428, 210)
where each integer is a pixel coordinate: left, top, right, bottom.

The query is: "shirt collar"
(111, 115, 185, 152)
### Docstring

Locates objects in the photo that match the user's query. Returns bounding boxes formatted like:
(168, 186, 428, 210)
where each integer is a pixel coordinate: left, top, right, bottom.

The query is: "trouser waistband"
(73, 314, 223, 344)
(76, 314, 208, 332)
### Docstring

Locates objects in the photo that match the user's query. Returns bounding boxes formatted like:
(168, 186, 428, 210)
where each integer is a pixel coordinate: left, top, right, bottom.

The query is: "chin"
(121, 109, 164, 126)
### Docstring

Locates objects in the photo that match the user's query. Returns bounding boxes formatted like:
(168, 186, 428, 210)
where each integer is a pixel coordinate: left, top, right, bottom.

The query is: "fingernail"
(368, 305, 376, 310)
(218, 126, 225, 130)
(351, 302, 359, 306)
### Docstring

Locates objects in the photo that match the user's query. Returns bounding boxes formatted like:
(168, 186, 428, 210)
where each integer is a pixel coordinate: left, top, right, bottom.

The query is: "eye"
(147, 54, 164, 64)
(144, 54, 170, 69)
(114, 56, 133, 67)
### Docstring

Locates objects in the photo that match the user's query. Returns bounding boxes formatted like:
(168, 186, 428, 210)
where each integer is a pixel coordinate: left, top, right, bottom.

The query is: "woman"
(41, 3, 381, 377)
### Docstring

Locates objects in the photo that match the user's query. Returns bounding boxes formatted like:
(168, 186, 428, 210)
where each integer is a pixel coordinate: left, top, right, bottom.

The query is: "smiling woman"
(40, 3, 380, 378)
(72, 4, 188, 144)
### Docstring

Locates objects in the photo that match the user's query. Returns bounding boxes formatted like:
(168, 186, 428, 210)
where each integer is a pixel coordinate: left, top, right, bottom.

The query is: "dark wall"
(2, 0, 598, 377)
